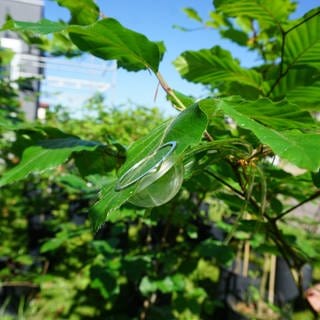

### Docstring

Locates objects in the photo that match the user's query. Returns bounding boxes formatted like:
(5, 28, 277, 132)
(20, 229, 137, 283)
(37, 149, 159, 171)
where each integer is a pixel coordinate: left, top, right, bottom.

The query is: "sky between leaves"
(43, 0, 319, 116)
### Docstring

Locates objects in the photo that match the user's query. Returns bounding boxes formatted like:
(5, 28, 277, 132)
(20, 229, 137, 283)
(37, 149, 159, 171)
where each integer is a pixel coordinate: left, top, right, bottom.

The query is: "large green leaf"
(224, 97, 315, 130)
(286, 83, 320, 111)
(90, 104, 208, 232)
(0, 138, 100, 186)
(173, 46, 264, 92)
(69, 18, 162, 72)
(200, 97, 320, 171)
(214, 0, 296, 29)
(284, 11, 320, 69)
(2, 18, 162, 73)
(57, 0, 100, 25)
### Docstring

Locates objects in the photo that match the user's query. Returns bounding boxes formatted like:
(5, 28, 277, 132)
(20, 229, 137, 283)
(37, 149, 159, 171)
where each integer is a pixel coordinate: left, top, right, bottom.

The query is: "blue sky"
(43, 0, 319, 116)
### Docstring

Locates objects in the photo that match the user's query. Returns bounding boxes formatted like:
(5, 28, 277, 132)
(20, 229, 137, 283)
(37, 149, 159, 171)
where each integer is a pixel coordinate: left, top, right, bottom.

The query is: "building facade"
(0, 0, 44, 120)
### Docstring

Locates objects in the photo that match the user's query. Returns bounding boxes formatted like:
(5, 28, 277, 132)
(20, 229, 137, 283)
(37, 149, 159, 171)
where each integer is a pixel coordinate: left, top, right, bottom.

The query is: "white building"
(0, 0, 44, 120)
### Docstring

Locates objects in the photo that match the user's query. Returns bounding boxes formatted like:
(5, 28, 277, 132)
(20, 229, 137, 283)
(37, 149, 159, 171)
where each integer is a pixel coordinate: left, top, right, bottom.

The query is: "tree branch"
(266, 10, 320, 96)
(204, 169, 244, 197)
(285, 10, 320, 35)
(266, 27, 286, 96)
(273, 190, 320, 221)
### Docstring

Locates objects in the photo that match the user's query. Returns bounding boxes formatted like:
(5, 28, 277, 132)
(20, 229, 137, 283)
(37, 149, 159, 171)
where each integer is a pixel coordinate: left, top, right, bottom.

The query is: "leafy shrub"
(0, 1, 320, 319)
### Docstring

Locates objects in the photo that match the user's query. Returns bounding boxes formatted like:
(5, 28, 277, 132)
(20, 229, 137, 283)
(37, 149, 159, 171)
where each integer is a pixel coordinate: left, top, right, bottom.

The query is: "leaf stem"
(156, 71, 214, 141)
(224, 167, 256, 244)
(156, 71, 186, 111)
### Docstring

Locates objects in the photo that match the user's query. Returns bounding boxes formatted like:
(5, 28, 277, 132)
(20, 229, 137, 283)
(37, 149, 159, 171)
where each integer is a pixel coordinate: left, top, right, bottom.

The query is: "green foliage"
(0, 136, 102, 186)
(1, 0, 320, 319)
(57, 0, 100, 25)
(200, 97, 320, 171)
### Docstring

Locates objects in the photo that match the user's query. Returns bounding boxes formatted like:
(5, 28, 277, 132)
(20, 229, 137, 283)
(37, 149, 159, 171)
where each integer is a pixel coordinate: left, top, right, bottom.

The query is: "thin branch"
(265, 216, 305, 268)
(266, 27, 286, 96)
(273, 190, 320, 221)
(284, 10, 320, 35)
(204, 130, 214, 141)
(266, 10, 320, 96)
(204, 169, 244, 197)
(224, 167, 256, 244)
(1, 281, 39, 288)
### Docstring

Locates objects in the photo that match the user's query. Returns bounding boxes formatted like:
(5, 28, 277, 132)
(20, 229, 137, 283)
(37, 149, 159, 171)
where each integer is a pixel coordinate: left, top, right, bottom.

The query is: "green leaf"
(58, 174, 93, 193)
(286, 82, 320, 110)
(0, 138, 100, 186)
(284, 12, 320, 69)
(173, 46, 264, 92)
(0, 47, 14, 64)
(220, 28, 249, 46)
(90, 104, 207, 232)
(57, 0, 100, 25)
(270, 68, 320, 110)
(2, 18, 162, 73)
(118, 121, 171, 176)
(183, 7, 203, 22)
(139, 275, 184, 295)
(312, 170, 320, 188)
(197, 239, 234, 265)
(40, 237, 66, 253)
(1, 19, 67, 34)
(74, 145, 124, 177)
(139, 276, 157, 295)
(214, 0, 296, 28)
(90, 266, 118, 299)
(200, 97, 320, 171)
(69, 18, 162, 72)
(223, 97, 315, 130)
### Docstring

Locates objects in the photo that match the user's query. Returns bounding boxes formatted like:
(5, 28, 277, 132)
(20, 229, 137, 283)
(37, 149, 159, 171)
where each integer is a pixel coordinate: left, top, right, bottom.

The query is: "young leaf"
(182, 8, 203, 22)
(90, 104, 208, 232)
(0, 138, 100, 186)
(69, 18, 162, 72)
(1, 19, 67, 34)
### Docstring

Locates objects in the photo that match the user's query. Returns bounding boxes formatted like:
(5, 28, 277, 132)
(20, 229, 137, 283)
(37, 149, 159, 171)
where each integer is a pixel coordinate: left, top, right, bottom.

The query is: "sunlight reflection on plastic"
(115, 141, 184, 208)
